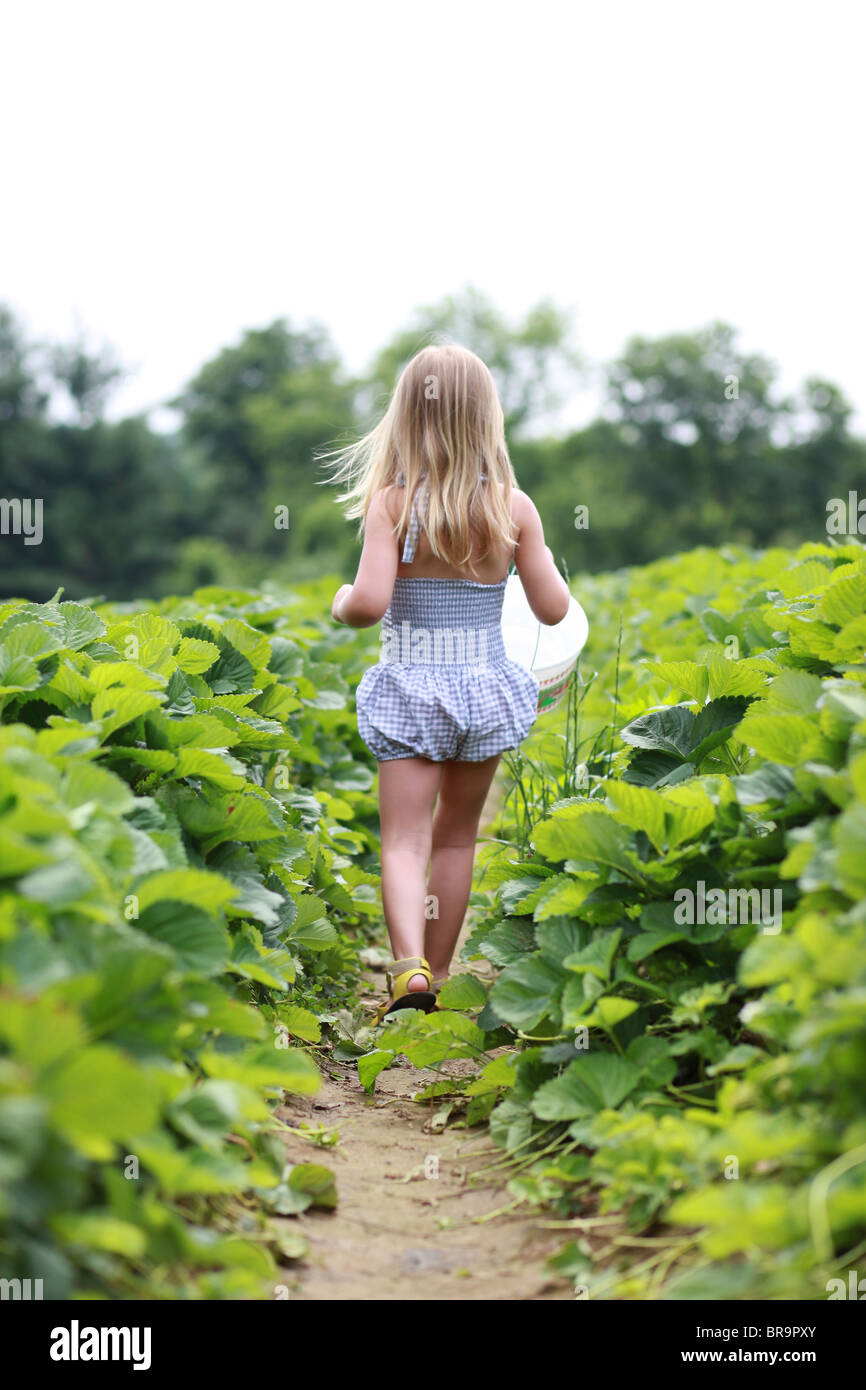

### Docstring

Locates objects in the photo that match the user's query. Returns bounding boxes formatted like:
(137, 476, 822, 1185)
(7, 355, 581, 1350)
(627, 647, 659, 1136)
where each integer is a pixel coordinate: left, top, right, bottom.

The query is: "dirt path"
(275, 774, 574, 1300)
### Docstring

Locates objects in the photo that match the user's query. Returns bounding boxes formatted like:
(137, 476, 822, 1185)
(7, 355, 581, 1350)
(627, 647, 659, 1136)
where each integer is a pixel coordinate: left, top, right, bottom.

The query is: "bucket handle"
(506, 564, 543, 672)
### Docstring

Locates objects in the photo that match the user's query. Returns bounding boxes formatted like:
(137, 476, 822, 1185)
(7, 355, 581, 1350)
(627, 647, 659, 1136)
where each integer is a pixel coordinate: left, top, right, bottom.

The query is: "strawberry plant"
(366, 538, 866, 1299)
(0, 577, 380, 1297)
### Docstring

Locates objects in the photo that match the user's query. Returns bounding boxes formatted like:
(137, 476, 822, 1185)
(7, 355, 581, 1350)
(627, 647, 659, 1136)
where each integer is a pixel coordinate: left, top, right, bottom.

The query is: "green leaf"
(623, 750, 685, 787)
(585, 996, 638, 1028)
(834, 801, 866, 896)
(735, 711, 829, 765)
(532, 875, 595, 921)
(733, 762, 795, 805)
(662, 783, 717, 846)
(157, 712, 242, 749)
(136, 868, 237, 916)
(279, 1005, 321, 1043)
(620, 705, 694, 758)
(465, 1054, 519, 1095)
(204, 644, 257, 695)
(563, 930, 622, 981)
(706, 1044, 765, 1076)
(92, 688, 165, 738)
(58, 602, 106, 650)
(532, 806, 639, 877)
(473, 917, 536, 966)
(0, 645, 40, 693)
(287, 1162, 337, 1209)
(534, 918, 583, 961)
(51, 1212, 147, 1257)
(690, 697, 752, 763)
(175, 637, 221, 674)
(1, 619, 65, 660)
(172, 746, 247, 789)
(765, 669, 823, 716)
(61, 763, 136, 814)
(645, 660, 708, 704)
(705, 653, 771, 700)
(199, 1044, 320, 1095)
(605, 782, 666, 852)
(776, 559, 834, 600)
(42, 1046, 160, 1159)
(626, 1035, 677, 1087)
(819, 572, 866, 627)
(137, 901, 231, 975)
(229, 925, 294, 989)
(489, 953, 570, 1030)
(531, 1053, 640, 1119)
(17, 854, 97, 909)
(358, 1049, 394, 1092)
(437, 974, 488, 1009)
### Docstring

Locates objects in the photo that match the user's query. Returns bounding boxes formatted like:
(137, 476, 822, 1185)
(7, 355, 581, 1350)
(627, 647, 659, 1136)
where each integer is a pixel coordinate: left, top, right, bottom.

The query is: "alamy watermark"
(1, 1277, 43, 1299)
(0, 497, 43, 545)
(826, 1269, 866, 1299)
(826, 491, 866, 536)
(674, 881, 782, 934)
(381, 621, 490, 667)
(49, 1321, 151, 1370)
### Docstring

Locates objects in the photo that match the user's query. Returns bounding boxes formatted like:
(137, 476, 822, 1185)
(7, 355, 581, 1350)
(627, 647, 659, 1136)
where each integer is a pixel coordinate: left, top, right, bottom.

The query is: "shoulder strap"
(397, 470, 430, 563)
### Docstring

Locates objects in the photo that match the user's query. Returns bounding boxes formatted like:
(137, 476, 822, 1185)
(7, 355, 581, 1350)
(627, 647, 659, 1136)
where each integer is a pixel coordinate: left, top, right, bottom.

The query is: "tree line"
(1, 287, 864, 601)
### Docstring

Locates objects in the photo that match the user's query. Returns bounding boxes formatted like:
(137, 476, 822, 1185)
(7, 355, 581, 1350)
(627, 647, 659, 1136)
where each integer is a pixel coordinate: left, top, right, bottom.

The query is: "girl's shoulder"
(374, 478, 531, 525)
(374, 482, 404, 527)
(510, 487, 532, 528)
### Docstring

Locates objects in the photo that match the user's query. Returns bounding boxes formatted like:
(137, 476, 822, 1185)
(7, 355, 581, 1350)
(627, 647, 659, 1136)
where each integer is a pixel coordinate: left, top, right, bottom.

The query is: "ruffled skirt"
(355, 659, 539, 763)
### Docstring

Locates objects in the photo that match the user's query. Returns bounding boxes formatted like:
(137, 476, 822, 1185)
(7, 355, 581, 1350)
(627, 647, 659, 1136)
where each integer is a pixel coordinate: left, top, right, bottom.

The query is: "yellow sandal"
(375, 956, 437, 1023)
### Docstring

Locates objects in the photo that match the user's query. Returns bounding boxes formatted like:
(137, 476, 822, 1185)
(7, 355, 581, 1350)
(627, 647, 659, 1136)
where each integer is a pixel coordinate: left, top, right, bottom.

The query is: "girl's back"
(376, 476, 569, 625)
(384, 476, 515, 586)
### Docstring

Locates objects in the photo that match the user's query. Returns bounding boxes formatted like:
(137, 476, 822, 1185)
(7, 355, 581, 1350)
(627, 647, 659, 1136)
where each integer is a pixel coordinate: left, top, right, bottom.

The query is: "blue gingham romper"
(355, 472, 539, 762)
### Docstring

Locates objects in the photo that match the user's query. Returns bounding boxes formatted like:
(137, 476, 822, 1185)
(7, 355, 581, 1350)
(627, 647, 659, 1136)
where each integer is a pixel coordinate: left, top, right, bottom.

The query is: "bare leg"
(378, 756, 443, 992)
(425, 755, 500, 979)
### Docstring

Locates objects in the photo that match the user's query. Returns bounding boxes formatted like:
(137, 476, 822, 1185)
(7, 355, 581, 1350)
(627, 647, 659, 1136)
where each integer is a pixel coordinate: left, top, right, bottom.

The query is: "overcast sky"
(3, 0, 864, 435)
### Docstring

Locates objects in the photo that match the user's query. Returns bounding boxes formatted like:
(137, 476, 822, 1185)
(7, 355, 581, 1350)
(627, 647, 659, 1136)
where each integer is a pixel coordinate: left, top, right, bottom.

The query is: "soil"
(274, 773, 575, 1301)
(275, 1057, 573, 1301)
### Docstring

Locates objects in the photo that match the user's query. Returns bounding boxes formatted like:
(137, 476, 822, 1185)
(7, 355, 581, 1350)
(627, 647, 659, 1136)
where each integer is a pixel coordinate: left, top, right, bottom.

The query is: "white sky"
(2, 0, 864, 435)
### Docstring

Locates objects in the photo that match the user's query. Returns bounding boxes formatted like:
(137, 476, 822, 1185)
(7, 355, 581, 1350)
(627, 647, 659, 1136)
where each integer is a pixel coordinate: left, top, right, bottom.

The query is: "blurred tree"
(783, 376, 865, 541)
(527, 325, 866, 570)
(0, 306, 192, 601)
(171, 319, 357, 561)
(604, 321, 783, 523)
(606, 322, 780, 445)
(51, 335, 124, 425)
(0, 305, 51, 423)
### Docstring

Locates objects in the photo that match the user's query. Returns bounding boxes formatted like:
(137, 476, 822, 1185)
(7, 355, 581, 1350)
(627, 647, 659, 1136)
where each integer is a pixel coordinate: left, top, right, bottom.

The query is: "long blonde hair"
(320, 343, 517, 575)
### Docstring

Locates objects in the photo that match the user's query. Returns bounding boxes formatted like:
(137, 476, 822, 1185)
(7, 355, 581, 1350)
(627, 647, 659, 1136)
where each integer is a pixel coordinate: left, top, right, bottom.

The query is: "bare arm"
(513, 490, 571, 625)
(331, 488, 399, 628)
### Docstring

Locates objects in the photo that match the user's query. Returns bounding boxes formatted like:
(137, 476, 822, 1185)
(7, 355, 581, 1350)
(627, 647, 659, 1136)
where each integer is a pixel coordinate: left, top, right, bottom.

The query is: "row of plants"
(363, 537, 866, 1298)
(0, 576, 381, 1298)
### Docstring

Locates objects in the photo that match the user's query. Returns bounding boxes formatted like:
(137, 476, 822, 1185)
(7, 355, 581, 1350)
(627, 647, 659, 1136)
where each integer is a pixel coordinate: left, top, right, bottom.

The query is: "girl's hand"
(331, 584, 353, 624)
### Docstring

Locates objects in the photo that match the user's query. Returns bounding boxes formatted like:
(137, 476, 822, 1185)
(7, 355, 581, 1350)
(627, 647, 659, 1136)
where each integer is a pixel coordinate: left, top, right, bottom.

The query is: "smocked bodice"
(381, 576, 508, 668)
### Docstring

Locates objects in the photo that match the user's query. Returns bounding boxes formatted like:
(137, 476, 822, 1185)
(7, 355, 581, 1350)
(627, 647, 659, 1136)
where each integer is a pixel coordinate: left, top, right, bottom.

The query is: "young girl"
(325, 344, 570, 1021)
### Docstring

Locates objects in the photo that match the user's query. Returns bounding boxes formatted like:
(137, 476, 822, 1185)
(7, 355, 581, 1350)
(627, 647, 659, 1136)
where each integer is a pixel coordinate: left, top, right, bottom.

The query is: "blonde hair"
(320, 343, 517, 575)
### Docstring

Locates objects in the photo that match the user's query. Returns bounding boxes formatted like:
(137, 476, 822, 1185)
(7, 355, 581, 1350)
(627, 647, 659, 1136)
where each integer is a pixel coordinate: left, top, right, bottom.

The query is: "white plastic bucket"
(501, 573, 589, 714)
